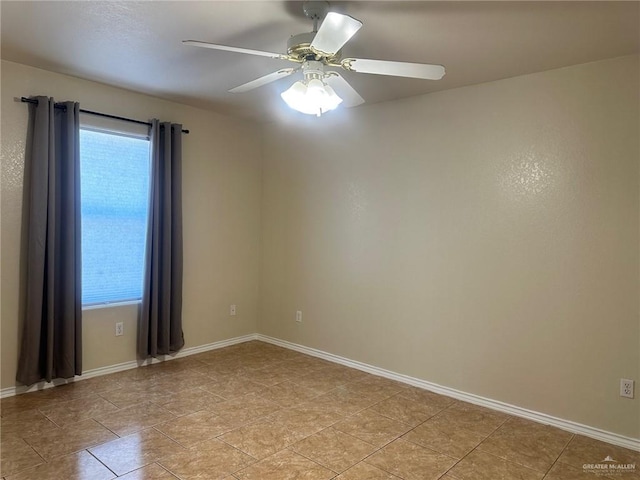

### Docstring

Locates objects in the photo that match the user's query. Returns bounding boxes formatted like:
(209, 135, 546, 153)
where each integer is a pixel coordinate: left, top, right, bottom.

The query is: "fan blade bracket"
(309, 46, 341, 61)
(341, 59, 355, 71)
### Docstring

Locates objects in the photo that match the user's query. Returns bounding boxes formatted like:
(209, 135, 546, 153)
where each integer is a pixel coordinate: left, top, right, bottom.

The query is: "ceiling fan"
(184, 1, 445, 116)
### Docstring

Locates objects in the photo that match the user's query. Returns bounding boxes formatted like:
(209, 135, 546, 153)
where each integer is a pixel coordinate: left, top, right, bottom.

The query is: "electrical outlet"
(230, 304, 237, 316)
(115, 322, 124, 336)
(621, 379, 634, 398)
(295, 310, 302, 323)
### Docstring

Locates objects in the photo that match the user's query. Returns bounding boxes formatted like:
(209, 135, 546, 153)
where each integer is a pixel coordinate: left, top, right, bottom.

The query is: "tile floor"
(1, 340, 638, 479)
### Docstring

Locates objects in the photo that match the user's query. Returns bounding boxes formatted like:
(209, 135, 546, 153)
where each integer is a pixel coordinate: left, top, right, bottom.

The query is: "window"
(80, 127, 150, 305)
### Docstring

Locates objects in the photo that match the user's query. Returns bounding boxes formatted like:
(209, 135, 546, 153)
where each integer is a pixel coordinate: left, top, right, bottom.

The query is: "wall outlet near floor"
(620, 379, 634, 398)
(295, 310, 303, 323)
(115, 322, 124, 336)
(230, 304, 237, 316)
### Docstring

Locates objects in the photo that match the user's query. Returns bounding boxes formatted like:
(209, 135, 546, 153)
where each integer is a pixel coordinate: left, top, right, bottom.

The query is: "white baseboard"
(0, 333, 258, 399)
(2, 331, 637, 452)
(256, 334, 640, 452)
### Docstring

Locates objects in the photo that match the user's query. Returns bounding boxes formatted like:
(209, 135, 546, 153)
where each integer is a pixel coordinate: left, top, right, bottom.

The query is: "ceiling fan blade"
(342, 58, 445, 80)
(310, 12, 363, 56)
(324, 72, 364, 108)
(183, 40, 288, 60)
(229, 68, 298, 93)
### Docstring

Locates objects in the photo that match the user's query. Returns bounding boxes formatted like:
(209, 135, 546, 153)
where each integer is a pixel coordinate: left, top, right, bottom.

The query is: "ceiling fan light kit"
(281, 61, 343, 116)
(184, 1, 445, 117)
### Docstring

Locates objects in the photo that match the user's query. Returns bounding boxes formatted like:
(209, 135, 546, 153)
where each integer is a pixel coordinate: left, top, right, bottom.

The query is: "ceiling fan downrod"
(303, 1, 330, 32)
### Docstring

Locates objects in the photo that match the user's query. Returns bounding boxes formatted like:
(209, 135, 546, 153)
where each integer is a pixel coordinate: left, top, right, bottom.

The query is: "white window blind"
(80, 127, 151, 306)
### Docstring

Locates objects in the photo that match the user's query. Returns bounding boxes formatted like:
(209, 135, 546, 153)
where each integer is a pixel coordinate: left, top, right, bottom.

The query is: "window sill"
(82, 300, 141, 311)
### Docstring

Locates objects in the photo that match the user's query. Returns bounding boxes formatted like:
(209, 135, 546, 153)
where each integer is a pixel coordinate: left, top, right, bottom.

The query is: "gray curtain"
(16, 96, 82, 385)
(138, 120, 184, 357)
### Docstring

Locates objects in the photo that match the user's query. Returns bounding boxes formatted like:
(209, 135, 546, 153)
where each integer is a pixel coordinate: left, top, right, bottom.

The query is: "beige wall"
(260, 55, 640, 439)
(1, 60, 262, 388)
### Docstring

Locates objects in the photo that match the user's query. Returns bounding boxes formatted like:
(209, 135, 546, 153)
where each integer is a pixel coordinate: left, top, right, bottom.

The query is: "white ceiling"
(1, 1, 638, 123)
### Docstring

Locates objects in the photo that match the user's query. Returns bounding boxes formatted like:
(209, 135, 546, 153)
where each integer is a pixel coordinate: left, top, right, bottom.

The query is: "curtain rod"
(20, 97, 190, 134)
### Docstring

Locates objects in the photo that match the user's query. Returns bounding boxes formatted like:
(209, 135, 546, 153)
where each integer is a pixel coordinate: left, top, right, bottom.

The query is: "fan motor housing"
(287, 32, 341, 64)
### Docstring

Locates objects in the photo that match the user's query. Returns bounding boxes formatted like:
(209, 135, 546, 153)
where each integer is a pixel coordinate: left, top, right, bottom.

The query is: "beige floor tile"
(333, 409, 412, 447)
(269, 401, 345, 435)
(290, 427, 377, 473)
(291, 374, 350, 394)
(219, 420, 307, 459)
(238, 367, 293, 387)
(203, 377, 267, 400)
(234, 448, 335, 480)
(0, 409, 58, 441)
(557, 434, 640, 474)
(22, 418, 117, 460)
(476, 417, 573, 472)
(196, 349, 245, 364)
(147, 357, 206, 373)
(275, 362, 323, 380)
(264, 408, 329, 438)
(4, 450, 114, 480)
(315, 365, 370, 384)
(154, 410, 235, 447)
(258, 348, 300, 362)
(115, 365, 175, 382)
(147, 372, 209, 393)
(117, 463, 179, 479)
(369, 394, 441, 426)
(1, 385, 95, 418)
(66, 374, 126, 394)
(282, 370, 327, 386)
(95, 401, 176, 436)
(357, 375, 408, 391)
(259, 381, 319, 407)
(89, 428, 185, 476)
(19, 384, 94, 404)
(291, 397, 345, 426)
(0, 437, 44, 477)
(283, 355, 332, 370)
(154, 387, 225, 416)
(208, 393, 281, 426)
(402, 413, 486, 459)
(20, 376, 126, 403)
(234, 355, 276, 370)
(194, 365, 239, 383)
(37, 393, 119, 427)
(311, 388, 379, 416)
(432, 402, 509, 437)
(446, 450, 544, 480)
(0, 393, 65, 418)
(202, 376, 265, 400)
(97, 383, 164, 409)
(365, 438, 457, 480)
(250, 359, 289, 373)
(159, 438, 255, 479)
(397, 386, 456, 410)
(335, 462, 402, 479)
(343, 378, 406, 402)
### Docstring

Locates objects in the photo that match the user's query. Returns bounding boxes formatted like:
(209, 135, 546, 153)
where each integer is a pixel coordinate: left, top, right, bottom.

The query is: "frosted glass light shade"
(281, 79, 343, 116)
